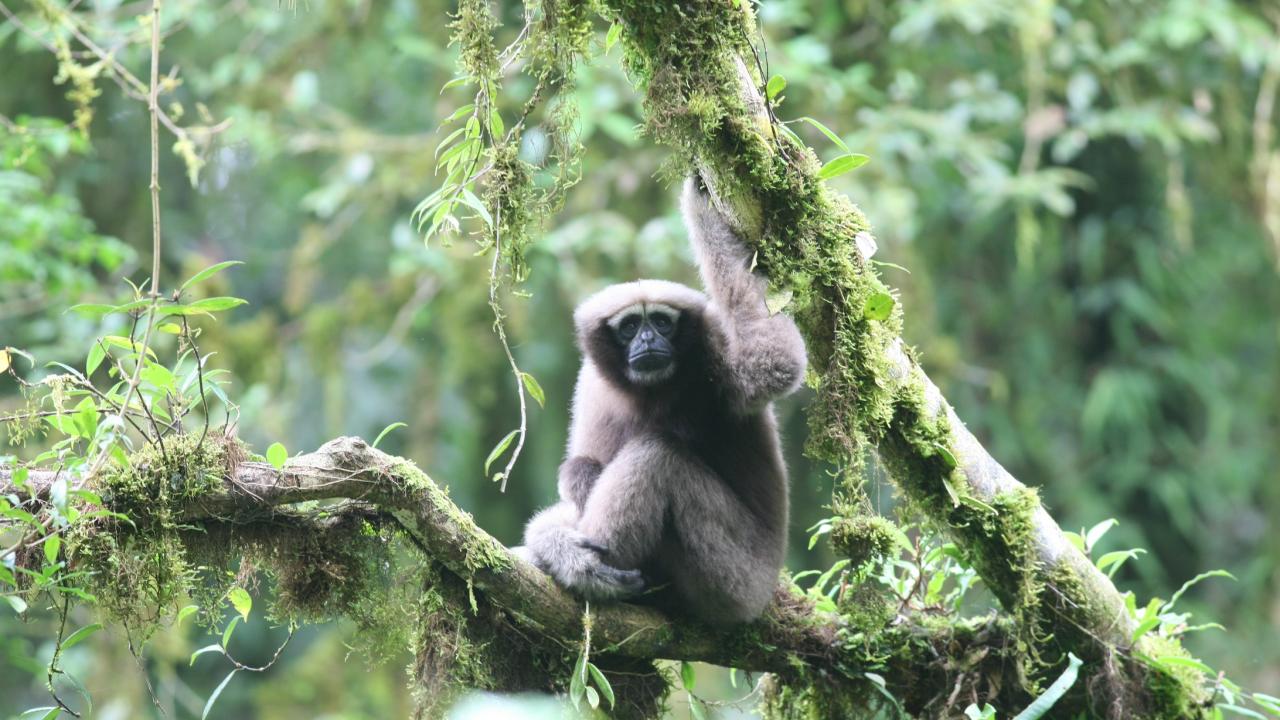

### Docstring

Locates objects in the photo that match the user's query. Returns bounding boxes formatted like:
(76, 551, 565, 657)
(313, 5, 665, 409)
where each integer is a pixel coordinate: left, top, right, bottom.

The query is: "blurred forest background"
(2, 0, 1279, 717)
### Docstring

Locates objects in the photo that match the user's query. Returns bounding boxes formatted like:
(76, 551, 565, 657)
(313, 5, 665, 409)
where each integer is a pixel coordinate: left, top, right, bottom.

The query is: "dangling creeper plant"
(416, 0, 594, 490)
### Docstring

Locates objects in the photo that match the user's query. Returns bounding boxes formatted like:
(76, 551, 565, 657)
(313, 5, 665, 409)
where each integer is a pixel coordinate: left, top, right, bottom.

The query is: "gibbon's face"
(607, 302, 682, 386)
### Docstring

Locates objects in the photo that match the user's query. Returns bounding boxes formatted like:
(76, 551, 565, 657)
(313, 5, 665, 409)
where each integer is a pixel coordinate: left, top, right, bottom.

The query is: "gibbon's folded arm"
(679, 178, 807, 415)
(514, 175, 805, 623)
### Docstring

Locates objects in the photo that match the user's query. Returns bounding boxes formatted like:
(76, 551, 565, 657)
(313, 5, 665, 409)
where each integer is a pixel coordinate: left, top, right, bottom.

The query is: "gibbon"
(514, 177, 806, 623)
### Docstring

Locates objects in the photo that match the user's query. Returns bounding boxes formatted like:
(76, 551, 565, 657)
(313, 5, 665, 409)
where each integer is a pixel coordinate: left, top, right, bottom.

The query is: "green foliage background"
(2, 0, 1278, 716)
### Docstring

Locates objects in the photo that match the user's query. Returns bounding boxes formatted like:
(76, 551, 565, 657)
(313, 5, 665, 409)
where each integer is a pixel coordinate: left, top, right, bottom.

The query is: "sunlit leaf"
(221, 616, 240, 648)
(587, 662, 615, 709)
(190, 643, 222, 666)
(86, 342, 105, 376)
(227, 586, 252, 621)
(797, 116, 849, 152)
(863, 291, 895, 321)
(484, 430, 519, 476)
(179, 261, 243, 293)
(766, 74, 787, 100)
(61, 623, 102, 651)
(1164, 569, 1235, 613)
(373, 422, 408, 449)
(817, 153, 870, 179)
(1012, 653, 1082, 720)
(605, 23, 622, 53)
(266, 442, 288, 470)
(520, 372, 546, 408)
(681, 661, 696, 691)
(43, 535, 60, 565)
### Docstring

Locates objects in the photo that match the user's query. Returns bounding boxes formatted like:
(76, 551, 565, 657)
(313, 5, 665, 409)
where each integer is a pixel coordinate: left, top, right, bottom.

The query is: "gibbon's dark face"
(607, 302, 681, 386)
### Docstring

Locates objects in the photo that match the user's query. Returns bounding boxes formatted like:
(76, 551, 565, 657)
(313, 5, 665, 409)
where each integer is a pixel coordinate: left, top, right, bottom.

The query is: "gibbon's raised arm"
(680, 178, 807, 414)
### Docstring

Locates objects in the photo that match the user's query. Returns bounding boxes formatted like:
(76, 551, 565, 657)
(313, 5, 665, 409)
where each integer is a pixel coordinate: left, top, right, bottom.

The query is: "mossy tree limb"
(598, 0, 1206, 714)
(5, 436, 1053, 715)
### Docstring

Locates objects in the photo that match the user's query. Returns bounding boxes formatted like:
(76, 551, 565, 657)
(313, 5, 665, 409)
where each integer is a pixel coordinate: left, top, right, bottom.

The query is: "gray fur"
(515, 177, 806, 624)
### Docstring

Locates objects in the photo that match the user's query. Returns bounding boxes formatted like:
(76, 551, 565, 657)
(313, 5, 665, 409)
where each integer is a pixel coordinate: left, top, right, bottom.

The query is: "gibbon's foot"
(520, 522, 646, 601)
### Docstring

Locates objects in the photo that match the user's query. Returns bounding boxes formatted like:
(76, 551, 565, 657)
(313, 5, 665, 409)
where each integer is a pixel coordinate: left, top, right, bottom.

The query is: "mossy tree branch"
(4, 437, 1039, 716)
(597, 0, 1206, 715)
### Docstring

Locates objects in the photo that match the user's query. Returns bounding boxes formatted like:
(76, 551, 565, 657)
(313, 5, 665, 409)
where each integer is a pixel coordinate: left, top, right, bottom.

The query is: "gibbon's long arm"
(680, 178, 807, 415)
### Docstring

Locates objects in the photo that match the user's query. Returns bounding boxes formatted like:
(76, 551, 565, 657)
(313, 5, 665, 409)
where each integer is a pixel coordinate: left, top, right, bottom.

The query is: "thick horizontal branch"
(3, 437, 1026, 707)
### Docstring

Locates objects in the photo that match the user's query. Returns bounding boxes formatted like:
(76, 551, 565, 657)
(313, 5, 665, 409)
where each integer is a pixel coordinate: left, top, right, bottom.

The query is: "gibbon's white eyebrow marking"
(606, 302, 681, 330)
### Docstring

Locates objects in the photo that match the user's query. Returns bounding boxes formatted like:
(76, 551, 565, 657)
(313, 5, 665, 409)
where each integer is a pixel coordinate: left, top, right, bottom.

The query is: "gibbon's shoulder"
(572, 280, 708, 334)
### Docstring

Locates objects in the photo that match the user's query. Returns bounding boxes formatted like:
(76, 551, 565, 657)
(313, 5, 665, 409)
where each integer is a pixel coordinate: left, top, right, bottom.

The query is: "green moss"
(67, 433, 237, 632)
(830, 515, 900, 568)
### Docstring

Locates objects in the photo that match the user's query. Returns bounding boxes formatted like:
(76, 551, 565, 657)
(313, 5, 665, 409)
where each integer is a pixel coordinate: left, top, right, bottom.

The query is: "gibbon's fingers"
(577, 538, 613, 557)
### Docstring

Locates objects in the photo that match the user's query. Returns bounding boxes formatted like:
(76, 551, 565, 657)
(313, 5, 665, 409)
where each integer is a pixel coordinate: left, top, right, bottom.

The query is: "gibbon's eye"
(617, 315, 642, 341)
(649, 313, 674, 335)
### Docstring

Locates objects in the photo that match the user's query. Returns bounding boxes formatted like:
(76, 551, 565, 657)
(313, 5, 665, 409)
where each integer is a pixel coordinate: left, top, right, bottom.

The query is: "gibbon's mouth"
(629, 351, 672, 373)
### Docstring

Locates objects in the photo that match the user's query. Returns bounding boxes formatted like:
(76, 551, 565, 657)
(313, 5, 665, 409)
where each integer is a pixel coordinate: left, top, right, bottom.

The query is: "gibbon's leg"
(679, 177, 807, 413)
(576, 437, 672, 570)
(515, 501, 645, 600)
(665, 460, 781, 623)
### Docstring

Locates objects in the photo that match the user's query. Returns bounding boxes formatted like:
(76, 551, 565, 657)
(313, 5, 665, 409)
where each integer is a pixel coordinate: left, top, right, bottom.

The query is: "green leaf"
(488, 108, 504, 138)
(6, 594, 28, 614)
(587, 662, 615, 709)
(484, 430, 519, 475)
(179, 261, 243, 293)
(161, 297, 248, 317)
(766, 74, 787, 100)
(1084, 518, 1118, 551)
(1096, 548, 1145, 577)
(439, 76, 470, 93)
(227, 586, 252, 621)
(863, 291, 895, 321)
(190, 643, 222, 666)
(176, 604, 199, 624)
(1154, 655, 1213, 674)
(67, 303, 118, 317)
(605, 22, 622, 53)
(62, 623, 102, 651)
(681, 661, 696, 691)
(932, 442, 957, 469)
(86, 343, 106, 376)
(690, 698, 709, 720)
(585, 686, 600, 709)
(373, 422, 407, 449)
(520, 372, 546, 408)
(1130, 616, 1161, 643)
(202, 670, 238, 720)
(798, 116, 850, 152)
(221, 616, 240, 648)
(266, 442, 288, 470)
(817, 153, 870, 179)
(940, 477, 961, 508)
(141, 362, 176, 391)
(1012, 653, 1082, 720)
(1164, 569, 1235, 612)
(569, 652, 587, 709)
(1219, 706, 1267, 719)
(43, 535, 61, 565)
(457, 188, 493, 228)
(18, 708, 59, 720)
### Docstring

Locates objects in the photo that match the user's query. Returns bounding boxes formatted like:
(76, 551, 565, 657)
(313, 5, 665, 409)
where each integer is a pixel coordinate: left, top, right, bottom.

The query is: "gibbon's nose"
(639, 328, 655, 341)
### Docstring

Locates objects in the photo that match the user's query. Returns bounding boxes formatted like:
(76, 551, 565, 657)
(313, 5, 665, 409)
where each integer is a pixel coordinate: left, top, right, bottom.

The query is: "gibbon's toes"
(593, 564, 645, 597)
